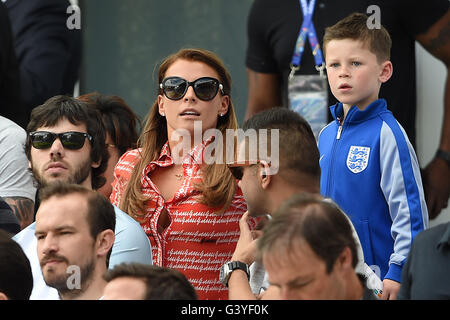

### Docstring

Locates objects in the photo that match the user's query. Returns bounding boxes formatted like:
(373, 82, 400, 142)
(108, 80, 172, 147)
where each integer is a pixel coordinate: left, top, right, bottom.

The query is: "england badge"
(346, 146, 370, 174)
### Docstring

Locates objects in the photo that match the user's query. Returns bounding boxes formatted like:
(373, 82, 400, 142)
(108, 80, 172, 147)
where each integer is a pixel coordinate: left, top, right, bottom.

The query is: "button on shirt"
(111, 140, 252, 300)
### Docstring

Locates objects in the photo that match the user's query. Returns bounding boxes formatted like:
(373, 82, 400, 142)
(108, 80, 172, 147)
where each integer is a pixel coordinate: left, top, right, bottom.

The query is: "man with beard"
(13, 95, 152, 299)
(224, 108, 382, 299)
(35, 183, 115, 300)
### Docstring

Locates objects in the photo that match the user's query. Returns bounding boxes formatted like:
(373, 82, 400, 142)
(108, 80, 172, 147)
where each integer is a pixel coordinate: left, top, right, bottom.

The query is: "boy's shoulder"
(318, 121, 336, 138)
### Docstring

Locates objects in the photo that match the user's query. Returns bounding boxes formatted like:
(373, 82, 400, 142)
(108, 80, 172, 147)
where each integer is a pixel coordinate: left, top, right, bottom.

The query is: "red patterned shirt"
(110, 140, 252, 300)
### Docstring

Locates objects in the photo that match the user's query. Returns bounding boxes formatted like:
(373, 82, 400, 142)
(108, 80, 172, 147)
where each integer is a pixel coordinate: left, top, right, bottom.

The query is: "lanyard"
(289, 0, 325, 79)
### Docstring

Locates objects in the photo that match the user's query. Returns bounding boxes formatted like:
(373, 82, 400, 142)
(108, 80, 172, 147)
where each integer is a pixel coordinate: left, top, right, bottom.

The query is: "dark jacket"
(5, 0, 82, 128)
(0, 2, 23, 127)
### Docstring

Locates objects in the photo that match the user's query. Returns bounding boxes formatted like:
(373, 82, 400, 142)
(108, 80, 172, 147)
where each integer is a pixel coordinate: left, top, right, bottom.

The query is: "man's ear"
(335, 246, 354, 273)
(379, 60, 393, 83)
(0, 292, 8, 300)
(96, 229, 115, 259)
(258, 160, 272, 190)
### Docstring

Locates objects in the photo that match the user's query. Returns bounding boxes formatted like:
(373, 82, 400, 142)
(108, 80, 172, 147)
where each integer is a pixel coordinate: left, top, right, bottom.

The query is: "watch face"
(219, 262, 249, 286)
(219, 265, 224, 281)
(219, 264, 229, 286)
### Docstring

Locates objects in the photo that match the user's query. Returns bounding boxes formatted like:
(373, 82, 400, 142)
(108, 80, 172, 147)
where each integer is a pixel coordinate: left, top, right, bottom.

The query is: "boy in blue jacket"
(318, 13, 428, 300)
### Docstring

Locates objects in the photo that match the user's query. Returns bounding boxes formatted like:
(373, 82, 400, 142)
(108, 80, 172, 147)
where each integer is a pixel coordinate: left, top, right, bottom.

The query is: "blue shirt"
(13, 205, 152, 300)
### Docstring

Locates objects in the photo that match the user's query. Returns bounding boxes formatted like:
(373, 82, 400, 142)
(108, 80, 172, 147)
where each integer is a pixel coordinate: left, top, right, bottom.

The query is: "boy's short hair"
(323, 12, 392, 62)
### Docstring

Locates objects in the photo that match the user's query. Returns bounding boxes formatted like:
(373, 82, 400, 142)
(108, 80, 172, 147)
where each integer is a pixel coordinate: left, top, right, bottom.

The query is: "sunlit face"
(29, 119, 99, 189)
(157, 59, 229, 143)
(236, 141, 267, 217)
(103, 277, 147, 300)
(325, 39, 391, 113)
(35, 194, 96, 294)
(98, 133, 121, 198)
(263, 240, 346, 300)
(237, 165, 264, 217)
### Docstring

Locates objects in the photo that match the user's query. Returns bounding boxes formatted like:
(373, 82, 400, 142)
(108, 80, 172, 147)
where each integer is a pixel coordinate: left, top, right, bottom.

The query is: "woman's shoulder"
(115, 148, 142, 174)
(119, 148, 142, 162)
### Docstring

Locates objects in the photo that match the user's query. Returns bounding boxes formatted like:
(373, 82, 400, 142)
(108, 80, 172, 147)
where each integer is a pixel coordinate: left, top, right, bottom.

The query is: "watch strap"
(228, 261, 250, 279)
(220, 261, 250, 287)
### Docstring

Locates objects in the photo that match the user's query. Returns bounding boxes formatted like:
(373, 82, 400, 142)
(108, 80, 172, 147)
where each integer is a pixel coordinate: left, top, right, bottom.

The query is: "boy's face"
(325, 39, 392, 112)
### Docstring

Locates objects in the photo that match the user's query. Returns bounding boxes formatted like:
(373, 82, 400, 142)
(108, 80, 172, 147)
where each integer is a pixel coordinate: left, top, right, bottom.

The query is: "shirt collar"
(155, 134, 216, 167)
(330, 99, 388, 124)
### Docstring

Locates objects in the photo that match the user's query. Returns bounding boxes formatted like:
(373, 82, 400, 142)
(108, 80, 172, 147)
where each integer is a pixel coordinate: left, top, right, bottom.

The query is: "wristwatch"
(219, 261, 250, 287)
(436, 149, 450, 167)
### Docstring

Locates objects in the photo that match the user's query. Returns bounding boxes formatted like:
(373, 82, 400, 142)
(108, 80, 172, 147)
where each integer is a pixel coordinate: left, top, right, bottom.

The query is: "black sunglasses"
(29, 131, 93, 150)
(227, 161, 260, 180)
(160, 76, 224, 101)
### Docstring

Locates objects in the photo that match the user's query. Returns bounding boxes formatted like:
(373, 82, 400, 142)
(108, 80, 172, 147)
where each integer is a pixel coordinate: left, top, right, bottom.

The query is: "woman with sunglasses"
(110, 48, 255, 300)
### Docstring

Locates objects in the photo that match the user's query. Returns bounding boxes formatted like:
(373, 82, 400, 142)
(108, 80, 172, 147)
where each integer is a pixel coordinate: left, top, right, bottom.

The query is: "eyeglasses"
(160, 76, 224, 101)
(227, 160, 260, 180)
(29, 131, 93, 150)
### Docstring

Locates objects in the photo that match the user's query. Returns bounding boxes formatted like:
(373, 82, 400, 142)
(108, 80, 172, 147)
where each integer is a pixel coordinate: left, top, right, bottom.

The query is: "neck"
(80, 176, 93, 190)
(167, 123, 205, 154)
(345, 273, 365, 300)
(59, 264, 107, 300)
(168, 133, 201, 163)
(342, 97, 379, 121)
(269, 181, 320, 215)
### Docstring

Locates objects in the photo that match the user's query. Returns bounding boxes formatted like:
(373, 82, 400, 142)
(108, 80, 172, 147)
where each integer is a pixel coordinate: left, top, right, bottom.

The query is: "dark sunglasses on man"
(227, 160, 260, 180)
(160, 76, 224, 101)
(29, 131, 93, 150)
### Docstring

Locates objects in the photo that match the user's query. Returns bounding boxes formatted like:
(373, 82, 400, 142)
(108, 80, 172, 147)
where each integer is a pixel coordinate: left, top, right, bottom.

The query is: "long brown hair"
(120, 48, 239, 218)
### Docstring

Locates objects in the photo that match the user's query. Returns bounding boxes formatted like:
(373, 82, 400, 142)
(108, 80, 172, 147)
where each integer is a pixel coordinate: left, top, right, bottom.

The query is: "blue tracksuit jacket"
(318, 99, 428, 283)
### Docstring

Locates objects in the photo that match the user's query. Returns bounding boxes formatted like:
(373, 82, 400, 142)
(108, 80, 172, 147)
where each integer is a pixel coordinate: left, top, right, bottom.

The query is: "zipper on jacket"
(327, 117, 344, 194)
(336, 124, 343, 140)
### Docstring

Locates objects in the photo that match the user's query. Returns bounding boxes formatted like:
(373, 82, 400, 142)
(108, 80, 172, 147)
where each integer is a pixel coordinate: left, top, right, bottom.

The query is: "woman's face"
(157, 59, 229, 143)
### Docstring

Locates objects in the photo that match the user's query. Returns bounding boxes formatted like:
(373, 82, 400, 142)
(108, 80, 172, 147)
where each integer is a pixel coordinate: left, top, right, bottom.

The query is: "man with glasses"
(223, 108, 381, 299)
(13, 95, 152, 299)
